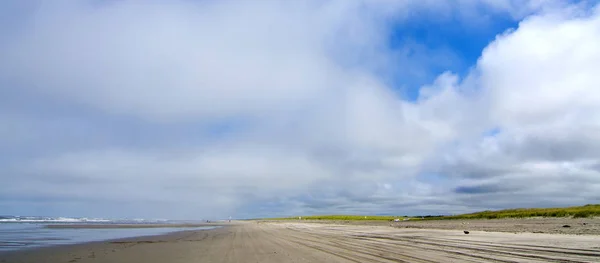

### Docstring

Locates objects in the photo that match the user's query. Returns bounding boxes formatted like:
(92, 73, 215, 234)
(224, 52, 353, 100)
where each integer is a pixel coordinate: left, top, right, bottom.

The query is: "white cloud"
(427, 3, 600, 211)
(0, 0, 566, 121)
(1, 0, 599, 218)
(2, 1, 346, 121)
(482, 6, 600, 129)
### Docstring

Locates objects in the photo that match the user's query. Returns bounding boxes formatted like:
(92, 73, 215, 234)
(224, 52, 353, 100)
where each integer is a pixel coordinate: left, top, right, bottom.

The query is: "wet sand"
(45, 223, 226, 229)
(2, 220, 600, 263)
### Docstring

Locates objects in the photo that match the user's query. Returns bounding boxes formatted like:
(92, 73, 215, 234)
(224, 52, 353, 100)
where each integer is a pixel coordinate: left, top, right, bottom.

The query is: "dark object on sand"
(562, 225, 571, 228)
(583, 223, 587, 225)
(463, 231, 469, 234)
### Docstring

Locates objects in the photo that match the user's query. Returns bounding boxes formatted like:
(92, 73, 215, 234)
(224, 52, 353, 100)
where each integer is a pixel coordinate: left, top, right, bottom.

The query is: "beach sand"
(2, 219, 600, 262)
(273, 217, 600, 235)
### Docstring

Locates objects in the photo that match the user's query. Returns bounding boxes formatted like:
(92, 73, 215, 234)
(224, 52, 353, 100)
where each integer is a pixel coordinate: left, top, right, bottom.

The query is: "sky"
(1, 0, 600, 220)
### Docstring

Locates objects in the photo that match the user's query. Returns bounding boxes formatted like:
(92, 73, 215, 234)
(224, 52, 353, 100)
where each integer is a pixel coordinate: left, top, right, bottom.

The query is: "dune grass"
(431, 204, 600, 220)
(266, 204, 600, 221)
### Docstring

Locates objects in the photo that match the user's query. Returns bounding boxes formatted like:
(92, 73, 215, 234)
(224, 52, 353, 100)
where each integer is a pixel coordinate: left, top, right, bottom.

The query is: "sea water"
(0, 216, 218, 252)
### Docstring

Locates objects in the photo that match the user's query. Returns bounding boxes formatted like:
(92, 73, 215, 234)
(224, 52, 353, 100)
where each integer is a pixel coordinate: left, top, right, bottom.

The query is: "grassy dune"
(434, 204, 600, 220)
(268, 204, 600, 221)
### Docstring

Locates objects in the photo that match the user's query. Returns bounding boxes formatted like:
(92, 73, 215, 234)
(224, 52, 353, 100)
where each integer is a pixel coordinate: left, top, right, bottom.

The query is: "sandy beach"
(2, 219, 600, 263)
(277, 217, 600, 235)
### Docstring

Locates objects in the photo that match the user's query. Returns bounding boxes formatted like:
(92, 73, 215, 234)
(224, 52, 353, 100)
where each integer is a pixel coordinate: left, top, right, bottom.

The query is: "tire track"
(283, 226, 493, 263)
(353, 234, 600, 262)
(261, 225, 376, 263)
(257, 223, 375, 263)
(4, 222, 599, 263)
(280, 224, 600, 263)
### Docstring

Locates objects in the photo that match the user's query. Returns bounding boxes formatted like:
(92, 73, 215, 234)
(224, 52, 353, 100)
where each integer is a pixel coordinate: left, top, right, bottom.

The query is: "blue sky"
(1, 0, 600, 220)
(387, 11, 519, 100)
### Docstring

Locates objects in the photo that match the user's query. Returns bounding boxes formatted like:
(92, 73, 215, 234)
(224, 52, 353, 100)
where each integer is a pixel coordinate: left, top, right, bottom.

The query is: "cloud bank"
(0, 0, 598, 219)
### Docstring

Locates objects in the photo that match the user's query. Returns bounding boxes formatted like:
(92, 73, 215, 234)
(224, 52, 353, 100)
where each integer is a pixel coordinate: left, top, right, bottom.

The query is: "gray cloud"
(506, 130, 600, 162)
(455, 184, 510, 194)
(0, 0, 598, 219)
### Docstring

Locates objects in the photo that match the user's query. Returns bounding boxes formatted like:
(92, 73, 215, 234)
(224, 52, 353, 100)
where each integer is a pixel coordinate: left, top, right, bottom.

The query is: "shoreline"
(2, 219, 600, 262)
(0, 225, 231, 260)
(0, 223, 230, 255)
(44, 223, 228, 229)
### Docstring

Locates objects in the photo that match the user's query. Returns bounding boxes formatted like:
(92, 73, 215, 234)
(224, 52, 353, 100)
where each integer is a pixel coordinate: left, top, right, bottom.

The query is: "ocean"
(0, 216, 218, 252)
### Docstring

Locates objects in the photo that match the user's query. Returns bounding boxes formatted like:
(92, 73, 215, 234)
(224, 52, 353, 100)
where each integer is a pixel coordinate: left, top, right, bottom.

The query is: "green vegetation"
(266, 204, 600, 221)
(432, 204, 600, 220)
